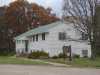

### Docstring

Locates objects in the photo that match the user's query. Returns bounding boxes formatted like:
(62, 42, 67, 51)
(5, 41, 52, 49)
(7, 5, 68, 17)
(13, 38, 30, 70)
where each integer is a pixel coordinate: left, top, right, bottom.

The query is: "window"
(16, 40, 18, 43)
(33, 36, 35, 42)
(22, 40, 25, 43)
(42, 33, 45, 40)
(82, 50, 88, 57)
(25, 40, 28, 52)
(59, 32, 66, 40)
(28, 36, 32, 42)
(16, 40, 21, 44)
(36, 34, 38, 41)
(81, 32, 88, 40)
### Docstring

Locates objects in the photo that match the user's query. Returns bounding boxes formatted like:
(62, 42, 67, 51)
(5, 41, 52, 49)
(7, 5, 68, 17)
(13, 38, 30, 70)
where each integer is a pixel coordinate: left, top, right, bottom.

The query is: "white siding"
(15, 22, 91, 57)
(28, 33, 49, 53)
(16, 40, 26, 53)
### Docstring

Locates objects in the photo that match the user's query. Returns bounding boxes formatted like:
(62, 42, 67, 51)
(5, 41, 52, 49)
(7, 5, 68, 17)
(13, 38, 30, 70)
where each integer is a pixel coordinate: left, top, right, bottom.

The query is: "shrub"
(28, 50, 49, 59)
(73, 54, 80, 58)
(52, 53, 66, 59)
(19, 51, 28, 57)
(52, 55, 58, 59)
(58, 53, 65, 58)
(0, 48, 15, 56)
(83, 56, 88, 58)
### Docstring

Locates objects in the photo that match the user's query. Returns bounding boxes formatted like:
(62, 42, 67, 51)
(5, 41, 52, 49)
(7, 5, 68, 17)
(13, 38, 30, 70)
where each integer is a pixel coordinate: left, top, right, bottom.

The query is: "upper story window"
(16, 40, 18, 44)
(22, 40, 25, 43)
(33, 35, 35, 42)
(16, 40, 21, 44)
(28, 36, 32, 42)
(42, 33, 45, 40)
(36, 34, 38, 41)
(81, 32, 88, 40)
(59, 32, 66, 40)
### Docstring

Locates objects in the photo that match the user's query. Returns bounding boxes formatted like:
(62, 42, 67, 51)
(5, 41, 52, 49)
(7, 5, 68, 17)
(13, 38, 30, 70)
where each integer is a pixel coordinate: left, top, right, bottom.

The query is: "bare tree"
(63, 0, 98, 59)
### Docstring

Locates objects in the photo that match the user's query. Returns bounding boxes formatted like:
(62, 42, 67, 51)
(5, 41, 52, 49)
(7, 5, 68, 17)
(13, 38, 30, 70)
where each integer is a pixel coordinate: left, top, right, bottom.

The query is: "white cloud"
(44, 0, 53, 7)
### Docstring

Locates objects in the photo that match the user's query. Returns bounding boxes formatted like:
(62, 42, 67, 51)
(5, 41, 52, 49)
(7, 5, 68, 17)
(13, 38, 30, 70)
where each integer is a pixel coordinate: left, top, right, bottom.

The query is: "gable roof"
(14, 21, 63, 40)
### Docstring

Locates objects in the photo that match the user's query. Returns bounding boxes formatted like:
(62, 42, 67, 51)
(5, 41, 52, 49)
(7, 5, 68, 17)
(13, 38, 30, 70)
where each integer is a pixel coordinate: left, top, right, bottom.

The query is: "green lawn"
(71, 58, 100, 68)
(0, 56, 49, 65)
(44, 57, 100, 68)
(1, 56, 100, 68)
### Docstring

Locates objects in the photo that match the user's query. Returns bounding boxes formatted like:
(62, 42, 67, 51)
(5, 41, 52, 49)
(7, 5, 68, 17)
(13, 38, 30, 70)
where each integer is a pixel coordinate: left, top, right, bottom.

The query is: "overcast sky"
(0, 0, 63, 17)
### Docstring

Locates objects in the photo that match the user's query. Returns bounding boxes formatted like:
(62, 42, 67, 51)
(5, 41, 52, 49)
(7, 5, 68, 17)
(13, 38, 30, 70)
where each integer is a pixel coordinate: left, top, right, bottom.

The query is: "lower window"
(82, 50, 88, 57)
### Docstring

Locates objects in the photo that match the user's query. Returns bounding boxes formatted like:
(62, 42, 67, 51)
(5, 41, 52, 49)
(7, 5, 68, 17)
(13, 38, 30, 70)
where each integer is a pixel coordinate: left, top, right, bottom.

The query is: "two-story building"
(14, 21, 91, 57)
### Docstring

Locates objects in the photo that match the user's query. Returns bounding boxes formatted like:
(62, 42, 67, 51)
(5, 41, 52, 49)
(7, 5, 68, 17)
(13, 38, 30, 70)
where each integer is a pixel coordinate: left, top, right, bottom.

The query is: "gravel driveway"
(0, 65, 100, 75)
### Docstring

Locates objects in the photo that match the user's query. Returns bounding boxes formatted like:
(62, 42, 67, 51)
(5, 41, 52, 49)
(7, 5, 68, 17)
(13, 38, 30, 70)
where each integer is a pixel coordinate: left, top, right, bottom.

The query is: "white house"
(14, 21, 91, 57)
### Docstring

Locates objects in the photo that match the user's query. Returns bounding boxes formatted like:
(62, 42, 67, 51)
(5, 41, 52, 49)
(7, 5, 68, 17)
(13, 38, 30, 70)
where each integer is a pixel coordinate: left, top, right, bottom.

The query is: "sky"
(0, 0, 63, 17)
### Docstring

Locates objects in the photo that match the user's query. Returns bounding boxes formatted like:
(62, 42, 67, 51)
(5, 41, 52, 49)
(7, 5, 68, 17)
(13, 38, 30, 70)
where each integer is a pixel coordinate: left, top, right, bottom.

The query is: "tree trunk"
(89, 30, 96, 60)
(91, 41, 96, 60)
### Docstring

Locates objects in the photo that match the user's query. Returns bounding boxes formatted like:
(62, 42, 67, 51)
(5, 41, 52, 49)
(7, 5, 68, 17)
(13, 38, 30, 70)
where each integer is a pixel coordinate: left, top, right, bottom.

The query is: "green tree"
(94, 5, 100, 56)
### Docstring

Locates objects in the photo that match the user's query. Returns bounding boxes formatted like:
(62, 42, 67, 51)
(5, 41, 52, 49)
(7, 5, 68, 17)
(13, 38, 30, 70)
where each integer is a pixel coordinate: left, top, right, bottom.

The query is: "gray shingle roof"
(14, 21, 62, 40)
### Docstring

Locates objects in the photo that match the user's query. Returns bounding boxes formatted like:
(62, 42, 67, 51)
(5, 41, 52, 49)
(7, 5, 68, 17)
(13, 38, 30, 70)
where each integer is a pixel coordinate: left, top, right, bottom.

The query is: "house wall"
(16, 40, 26, 53)
(46, 23, 91, 57)
(15, 37, 27, 55)
(66, 41, 91, 57)
(27, 22, 91, 57)
(28, 33, 49, 53)
(15, 22, 91, 57)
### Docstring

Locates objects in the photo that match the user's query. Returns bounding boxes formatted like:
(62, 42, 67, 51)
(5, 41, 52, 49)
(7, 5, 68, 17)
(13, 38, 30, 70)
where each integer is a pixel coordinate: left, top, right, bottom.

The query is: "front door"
(63, 45, 72, 61)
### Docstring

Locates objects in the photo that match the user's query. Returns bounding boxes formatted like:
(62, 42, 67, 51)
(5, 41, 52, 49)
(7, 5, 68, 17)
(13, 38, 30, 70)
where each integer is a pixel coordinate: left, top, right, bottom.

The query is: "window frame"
(42, 33, 45, 40)
(33, 35, 35, 42)
(82, 50, 88, 57)
(36, 34, 38, 41)
(81, 32, 88, 40)
(59, 32, 66, 40)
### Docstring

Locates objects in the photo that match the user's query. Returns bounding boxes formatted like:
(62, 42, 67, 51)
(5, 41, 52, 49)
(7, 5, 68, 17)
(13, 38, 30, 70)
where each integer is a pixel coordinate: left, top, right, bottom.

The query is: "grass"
(1, 56, 100, 68)
(44, 57, 100, 68)
(0, 56, 49, 65)
(71, 58, 100, 68)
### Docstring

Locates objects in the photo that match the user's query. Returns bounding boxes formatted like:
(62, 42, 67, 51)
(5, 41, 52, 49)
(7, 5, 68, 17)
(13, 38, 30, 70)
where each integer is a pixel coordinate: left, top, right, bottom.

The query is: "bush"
(83, 56, 88, 58)
(0, 48, 15, 56)
(18, 51, 28, 57)
(73, 54, 80, 58)
(51, 53, 66, 59)
(58, 53, 65, 58)
(28, 50, 49, 59)
(51, 55, 58, 59)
